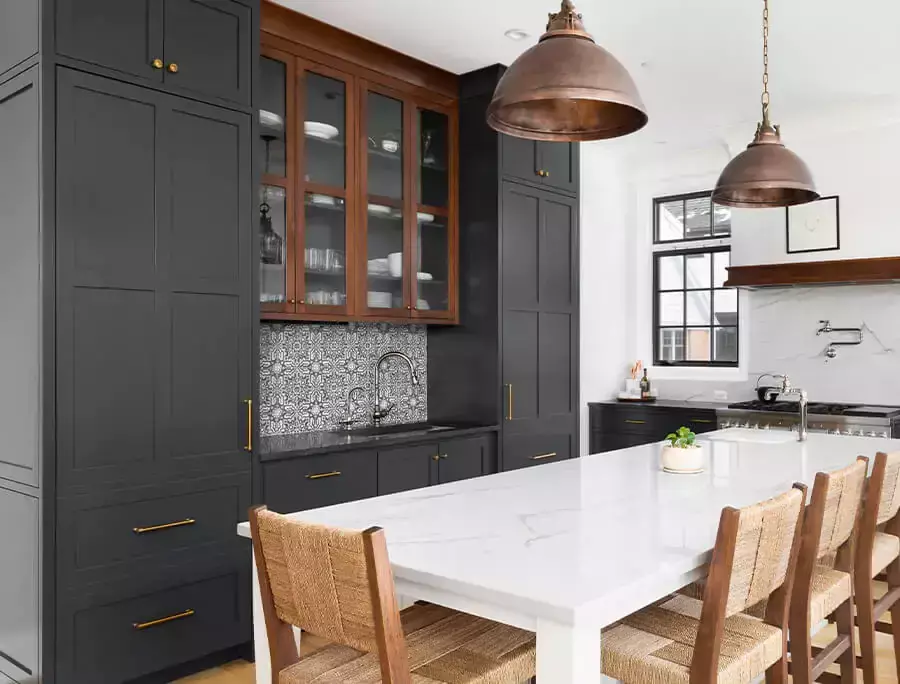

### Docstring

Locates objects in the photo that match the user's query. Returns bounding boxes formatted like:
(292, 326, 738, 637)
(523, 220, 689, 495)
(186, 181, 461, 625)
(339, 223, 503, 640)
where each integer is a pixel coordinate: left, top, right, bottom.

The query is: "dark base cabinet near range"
(0, 0, 259, 682)
(588, 402, 719, 454)
(261, 432, 497, 514)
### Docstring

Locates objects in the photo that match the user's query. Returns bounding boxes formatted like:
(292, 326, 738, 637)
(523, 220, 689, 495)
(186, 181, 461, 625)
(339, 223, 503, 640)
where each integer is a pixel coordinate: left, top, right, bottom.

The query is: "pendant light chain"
(761, 0, 771, 124)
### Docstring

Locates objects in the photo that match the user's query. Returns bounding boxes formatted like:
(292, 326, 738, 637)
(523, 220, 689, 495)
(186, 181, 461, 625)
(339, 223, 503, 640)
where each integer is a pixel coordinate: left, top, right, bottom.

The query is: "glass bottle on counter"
(640, 369, 651, 400)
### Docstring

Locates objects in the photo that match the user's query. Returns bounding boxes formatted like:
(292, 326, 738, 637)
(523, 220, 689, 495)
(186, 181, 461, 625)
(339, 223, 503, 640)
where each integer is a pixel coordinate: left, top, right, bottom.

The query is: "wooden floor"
(177, 602, 900, 684)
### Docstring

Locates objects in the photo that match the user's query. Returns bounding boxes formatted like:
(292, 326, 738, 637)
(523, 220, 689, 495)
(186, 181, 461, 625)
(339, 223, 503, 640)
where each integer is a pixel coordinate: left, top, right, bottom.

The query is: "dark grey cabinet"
(500, 134, 579, 194)
(429, 65, 580, 470)
(0, 0, 38, 78)
(0, 0, 258, 673)
(501, 183, 578, 470)
(588, 403, 719, 454)
(0, 485, 39, 681)
(378, 444, 433, 495)
(377, 435, 491, 495)
(437, 436, 487, 484)
(56, 0, 252, 107)
(55, 69, 252, 492)
(262, 449, 378, 514)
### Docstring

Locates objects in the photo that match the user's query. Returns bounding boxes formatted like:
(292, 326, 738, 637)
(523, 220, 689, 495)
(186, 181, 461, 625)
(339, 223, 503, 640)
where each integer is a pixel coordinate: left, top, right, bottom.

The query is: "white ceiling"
(274, 0, 900, 147)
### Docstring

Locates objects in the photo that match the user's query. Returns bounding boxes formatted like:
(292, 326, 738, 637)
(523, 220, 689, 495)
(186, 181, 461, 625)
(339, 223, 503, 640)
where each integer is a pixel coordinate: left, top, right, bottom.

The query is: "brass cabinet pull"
(439, 454, 447, 459)
(692, 418, 714, 424)
(432, 454, 440, 461)
(133, 609, 195, 630)
(133, 518, 196, 535)
(306, 471, 341, 480)
(151, 58, 164, 69)
(244, 399, 252, 452)
(531, 452, 557, 461)
(167, 62, 179, 74)
(505, 384, 513, 421)
(624, 419, 645, 425)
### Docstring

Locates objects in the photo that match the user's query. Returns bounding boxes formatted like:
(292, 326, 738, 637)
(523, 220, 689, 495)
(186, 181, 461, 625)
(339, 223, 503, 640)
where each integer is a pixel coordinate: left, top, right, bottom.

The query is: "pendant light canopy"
(712, 0, 819, 208)
(487, 0, 648, 142)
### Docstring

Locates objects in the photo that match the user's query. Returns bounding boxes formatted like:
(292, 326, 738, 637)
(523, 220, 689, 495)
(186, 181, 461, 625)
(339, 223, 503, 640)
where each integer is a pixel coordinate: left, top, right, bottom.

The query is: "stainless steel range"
(717, 401, 899, 439)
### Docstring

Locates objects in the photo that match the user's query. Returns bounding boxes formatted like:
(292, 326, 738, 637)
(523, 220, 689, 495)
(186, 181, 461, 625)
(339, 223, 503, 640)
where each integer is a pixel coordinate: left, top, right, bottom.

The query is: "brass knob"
(151, 58, 164, 70)
(299, 299, 305, 305)
(167, 63, 179, 74)
(406, 305, 411, 310)
(535, 169, 542, 177)
(544, 170, 550, 178)
(289, 299, 296, 304)
(432, 454, 440, 461)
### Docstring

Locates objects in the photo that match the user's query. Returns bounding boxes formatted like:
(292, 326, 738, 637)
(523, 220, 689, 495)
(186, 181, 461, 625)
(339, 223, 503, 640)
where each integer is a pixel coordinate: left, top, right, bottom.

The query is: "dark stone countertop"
(588, 399, 729, 412)
(259, 422, 500, 461)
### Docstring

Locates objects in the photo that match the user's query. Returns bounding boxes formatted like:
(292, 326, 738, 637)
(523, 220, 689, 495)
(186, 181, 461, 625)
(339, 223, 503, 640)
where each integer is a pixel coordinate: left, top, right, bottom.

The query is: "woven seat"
(602, 486, 806, 683)
(249, 506, 536, 684)
(602, 594, 783, 684)
(280, 603, 533, 684)
(808, 565, 851, 626)
(871, 532, 900, 578)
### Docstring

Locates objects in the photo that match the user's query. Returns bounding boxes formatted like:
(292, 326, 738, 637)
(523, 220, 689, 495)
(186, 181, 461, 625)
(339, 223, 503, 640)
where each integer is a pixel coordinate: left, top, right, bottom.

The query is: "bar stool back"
(789, 457, 868, 684)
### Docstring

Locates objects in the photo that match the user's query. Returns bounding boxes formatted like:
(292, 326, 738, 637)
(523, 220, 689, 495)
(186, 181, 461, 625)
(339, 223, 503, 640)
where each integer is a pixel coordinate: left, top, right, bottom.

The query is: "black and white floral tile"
(259, 322, 428, 436)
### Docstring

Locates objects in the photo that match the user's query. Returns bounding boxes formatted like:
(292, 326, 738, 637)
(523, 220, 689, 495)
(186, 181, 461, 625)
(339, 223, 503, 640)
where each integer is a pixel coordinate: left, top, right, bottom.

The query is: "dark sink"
(330, 422, 455, 438)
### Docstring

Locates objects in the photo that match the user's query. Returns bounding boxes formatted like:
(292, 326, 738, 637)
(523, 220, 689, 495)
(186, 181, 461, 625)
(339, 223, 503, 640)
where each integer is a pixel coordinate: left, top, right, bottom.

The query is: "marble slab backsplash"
(259, 322, 427, 436)
(654, 284, 900, 406)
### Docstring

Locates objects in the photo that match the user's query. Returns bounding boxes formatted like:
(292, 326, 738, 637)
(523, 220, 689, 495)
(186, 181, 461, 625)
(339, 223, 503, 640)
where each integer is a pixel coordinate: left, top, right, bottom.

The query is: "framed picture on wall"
(786, 195, 840, 254)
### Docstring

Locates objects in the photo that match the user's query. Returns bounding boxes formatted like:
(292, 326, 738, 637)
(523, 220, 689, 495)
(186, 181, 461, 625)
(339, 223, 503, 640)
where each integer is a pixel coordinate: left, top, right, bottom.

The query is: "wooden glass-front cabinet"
(258, 45, 457, 324)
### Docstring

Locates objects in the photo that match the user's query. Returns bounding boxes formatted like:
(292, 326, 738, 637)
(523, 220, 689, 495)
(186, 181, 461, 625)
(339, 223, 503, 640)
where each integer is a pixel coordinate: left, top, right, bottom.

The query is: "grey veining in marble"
(259, 322, 427, 436)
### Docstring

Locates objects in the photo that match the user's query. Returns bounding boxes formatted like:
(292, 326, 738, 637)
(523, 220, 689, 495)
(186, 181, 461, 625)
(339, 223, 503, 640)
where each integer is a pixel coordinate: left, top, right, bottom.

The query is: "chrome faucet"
(372, 352, 419, 426)
(775, 374, 809, 442)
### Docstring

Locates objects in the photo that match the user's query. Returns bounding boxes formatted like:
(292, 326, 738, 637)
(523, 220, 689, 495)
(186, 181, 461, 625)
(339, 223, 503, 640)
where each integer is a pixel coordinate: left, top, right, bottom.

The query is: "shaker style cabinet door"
(500, 182, 579, 469)
(56, 0, 164, 83)
(162, 0, 252, 106)
(56, 69, 252, 491)
(537, 141, 578, 194)
(500, 134, 539, 185)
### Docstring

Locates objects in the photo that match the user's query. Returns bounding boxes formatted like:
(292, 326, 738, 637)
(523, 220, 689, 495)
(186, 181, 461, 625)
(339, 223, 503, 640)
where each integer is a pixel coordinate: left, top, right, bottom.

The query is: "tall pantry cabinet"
(0, 1, 259, 682)
(429, 65, 580, 469)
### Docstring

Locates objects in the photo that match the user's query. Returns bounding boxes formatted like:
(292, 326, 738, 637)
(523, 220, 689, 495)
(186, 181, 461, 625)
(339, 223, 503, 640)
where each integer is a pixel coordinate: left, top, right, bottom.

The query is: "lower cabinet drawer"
(57, 472, 249, 587)
(56, 571, 248, 684)
(262, 449, 378, 513)
(590, 432, 656, 453)
(502, 433, 572, 471)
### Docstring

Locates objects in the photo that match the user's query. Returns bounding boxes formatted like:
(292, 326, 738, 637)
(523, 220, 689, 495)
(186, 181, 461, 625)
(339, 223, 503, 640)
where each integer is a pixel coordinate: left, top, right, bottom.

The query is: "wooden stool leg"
(790, 605, 814, 684)
(889, 555, 900, 683)
(765, 656, 787, 684)
(856, 576, 878, 684)
(835, 597, 858, 684)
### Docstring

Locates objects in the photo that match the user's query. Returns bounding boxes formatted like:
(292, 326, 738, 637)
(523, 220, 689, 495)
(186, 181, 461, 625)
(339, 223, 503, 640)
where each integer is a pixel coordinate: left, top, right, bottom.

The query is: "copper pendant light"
(487, 0, 647, 142)
(712, 0, 819, 208)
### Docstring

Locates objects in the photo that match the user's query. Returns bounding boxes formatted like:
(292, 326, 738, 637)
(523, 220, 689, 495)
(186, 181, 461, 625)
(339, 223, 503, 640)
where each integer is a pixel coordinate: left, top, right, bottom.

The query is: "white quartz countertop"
(238, 429, 899, 628)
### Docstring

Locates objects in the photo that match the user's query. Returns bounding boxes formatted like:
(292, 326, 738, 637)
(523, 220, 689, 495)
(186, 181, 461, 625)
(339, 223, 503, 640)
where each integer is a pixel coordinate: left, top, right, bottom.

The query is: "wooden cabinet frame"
(259, 7, 459, 324)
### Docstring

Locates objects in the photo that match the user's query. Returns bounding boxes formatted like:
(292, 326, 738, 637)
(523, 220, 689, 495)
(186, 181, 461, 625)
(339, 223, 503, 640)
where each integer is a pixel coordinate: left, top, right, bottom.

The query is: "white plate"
(305, 121, 339, 140)
(662, 466, 705, 475)
(417, 212, 435, 223)
(368, 203, 393, 216)
(259, 110, 284, 130)
(309, 194, 335, 207)
(367, 291, 392, 307)
(417, 272, 433, 282)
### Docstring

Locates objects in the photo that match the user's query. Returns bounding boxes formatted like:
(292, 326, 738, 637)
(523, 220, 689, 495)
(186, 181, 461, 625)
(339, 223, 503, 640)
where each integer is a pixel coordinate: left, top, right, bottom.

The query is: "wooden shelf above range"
(725, 256, 900, 289)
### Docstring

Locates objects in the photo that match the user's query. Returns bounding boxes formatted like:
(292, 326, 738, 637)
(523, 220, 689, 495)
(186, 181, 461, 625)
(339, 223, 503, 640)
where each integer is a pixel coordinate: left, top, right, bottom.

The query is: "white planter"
(661, 444, 705, 473)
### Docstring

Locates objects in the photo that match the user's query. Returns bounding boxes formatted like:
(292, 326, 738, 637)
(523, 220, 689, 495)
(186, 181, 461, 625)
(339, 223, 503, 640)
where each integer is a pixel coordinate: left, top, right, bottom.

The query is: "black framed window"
(653, 190, 737, 367)
(654, 190, 732, 243)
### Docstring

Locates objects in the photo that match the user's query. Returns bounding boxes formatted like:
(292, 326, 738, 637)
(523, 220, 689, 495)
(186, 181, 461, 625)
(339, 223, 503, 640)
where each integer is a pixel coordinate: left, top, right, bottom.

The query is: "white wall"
(579, 114, 900, 449)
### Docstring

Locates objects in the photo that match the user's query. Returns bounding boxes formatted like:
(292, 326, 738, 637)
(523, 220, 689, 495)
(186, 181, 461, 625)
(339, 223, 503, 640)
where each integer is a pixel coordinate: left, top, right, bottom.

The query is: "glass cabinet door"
(259, 51, 294, 312)
(414, 106, 454, 318)
(362, 85, 408, 314)
(298, 63, 352, 313)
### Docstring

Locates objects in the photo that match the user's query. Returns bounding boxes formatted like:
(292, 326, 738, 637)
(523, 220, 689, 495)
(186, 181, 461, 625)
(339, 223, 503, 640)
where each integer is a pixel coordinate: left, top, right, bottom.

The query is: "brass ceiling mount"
(713, 0, 819, 208)
(487, 0, 648, 142)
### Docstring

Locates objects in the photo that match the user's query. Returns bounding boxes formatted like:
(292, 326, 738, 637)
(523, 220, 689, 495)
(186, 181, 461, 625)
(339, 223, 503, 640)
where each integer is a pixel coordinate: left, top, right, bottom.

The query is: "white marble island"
(237, 429, 900, 684)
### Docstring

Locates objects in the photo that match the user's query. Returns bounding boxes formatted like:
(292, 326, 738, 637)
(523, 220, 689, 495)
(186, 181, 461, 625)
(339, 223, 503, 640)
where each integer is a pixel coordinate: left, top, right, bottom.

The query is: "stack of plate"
(367, 291, 392, 308)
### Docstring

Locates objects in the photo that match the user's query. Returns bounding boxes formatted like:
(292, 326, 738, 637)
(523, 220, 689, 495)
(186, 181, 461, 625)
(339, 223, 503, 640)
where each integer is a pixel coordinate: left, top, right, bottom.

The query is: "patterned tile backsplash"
(259, 322, 427, 436)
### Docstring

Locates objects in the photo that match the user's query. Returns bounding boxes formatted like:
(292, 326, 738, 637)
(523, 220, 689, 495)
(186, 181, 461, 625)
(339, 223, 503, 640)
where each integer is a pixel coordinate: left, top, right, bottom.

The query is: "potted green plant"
(661, 426, 704, 473)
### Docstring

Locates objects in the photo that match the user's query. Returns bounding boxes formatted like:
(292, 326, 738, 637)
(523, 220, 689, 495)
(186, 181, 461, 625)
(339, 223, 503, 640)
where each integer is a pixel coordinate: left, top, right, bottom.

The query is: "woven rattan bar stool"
(789, 457, 868, 684)
(854, 451, 900, 684)
(601, 484, 807, 684)
(248, 506, 536, 684)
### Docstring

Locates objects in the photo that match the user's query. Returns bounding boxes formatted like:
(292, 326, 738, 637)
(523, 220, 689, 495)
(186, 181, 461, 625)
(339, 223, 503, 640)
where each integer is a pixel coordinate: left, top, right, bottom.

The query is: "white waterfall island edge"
(238, 429, 900, 683)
